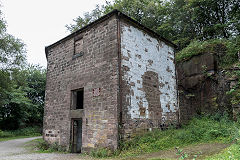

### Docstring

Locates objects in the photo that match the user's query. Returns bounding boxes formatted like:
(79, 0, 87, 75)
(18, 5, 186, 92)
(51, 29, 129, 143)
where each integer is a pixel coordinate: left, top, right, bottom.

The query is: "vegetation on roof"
(176, 36, 240, 67)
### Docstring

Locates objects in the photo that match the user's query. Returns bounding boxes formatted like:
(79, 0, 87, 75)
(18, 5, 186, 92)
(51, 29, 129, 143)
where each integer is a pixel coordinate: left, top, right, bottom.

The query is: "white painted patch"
(121, 24, 178, 120)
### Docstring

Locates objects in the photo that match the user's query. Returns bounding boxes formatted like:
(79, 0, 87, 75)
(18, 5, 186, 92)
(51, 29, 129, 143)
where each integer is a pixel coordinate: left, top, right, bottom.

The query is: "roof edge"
(45, 9, 177, 58)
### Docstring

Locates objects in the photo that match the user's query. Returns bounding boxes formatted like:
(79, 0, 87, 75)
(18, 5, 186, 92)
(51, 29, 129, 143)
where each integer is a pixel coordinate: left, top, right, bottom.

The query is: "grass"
(206, 143, 240, 160)
(0, 127, 41, 141)
(116, 114, 235, 158)
(85, 114, 239, 158)
(31, 114, 240, 159)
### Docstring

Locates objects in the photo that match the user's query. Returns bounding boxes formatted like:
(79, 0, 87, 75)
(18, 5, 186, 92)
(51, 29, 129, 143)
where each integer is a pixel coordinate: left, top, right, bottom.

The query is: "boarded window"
(71, 88, 84, 109)
(74, 38, 83, 55)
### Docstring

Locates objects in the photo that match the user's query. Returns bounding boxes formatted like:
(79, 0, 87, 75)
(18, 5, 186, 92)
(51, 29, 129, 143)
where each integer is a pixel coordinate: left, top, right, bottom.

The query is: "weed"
(175, 147, 189, 159)
(116, 114, 238, 157)
(206, 143, 240, 160)
(36, 139, 67, 153)
(175, 147, 202, 160)
(90, 148, 114, 158)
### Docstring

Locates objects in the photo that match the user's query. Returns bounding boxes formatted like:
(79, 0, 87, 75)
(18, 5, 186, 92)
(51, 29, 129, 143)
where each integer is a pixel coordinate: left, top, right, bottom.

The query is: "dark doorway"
(71, 88, 84, 109)
(71, 119, 82, 153)
(76, 89, 84, 109)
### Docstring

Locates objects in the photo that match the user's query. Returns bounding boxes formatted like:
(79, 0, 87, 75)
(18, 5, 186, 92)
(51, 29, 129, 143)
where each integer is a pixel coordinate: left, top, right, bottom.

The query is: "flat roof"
(45, 9, 177, 57)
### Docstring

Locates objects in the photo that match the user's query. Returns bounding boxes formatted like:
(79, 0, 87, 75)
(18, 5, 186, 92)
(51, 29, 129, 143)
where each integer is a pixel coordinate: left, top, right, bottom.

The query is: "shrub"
(0, 130, 13, 138)
(36, 139, 49, 150)
(36, 139, 67, 153)
(90, 148, 115, 158)
(13, 127, 41, 136)
(0, 127, 41, 139)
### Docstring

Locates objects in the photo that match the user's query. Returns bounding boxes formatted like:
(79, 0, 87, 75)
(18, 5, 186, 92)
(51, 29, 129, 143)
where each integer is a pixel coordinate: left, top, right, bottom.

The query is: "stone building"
(43, 10, 178, 153)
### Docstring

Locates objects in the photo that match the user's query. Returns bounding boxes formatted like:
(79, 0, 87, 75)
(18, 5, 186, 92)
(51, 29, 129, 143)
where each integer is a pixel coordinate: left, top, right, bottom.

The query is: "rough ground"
(0, 137, 229, 160)
(125, 143, 230, 160)
(0, 137, 92, 160)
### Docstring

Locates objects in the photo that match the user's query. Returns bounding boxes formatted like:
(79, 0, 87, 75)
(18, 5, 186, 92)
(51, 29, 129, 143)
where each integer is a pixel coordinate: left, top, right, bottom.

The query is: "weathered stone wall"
(177, 53, 233, 122)
(120, 20, 179, 138)
(44, 15, 119, 151)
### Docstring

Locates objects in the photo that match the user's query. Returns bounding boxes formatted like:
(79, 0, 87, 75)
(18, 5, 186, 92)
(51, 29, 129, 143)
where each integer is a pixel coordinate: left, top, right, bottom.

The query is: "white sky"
(2, 0, 110, 67)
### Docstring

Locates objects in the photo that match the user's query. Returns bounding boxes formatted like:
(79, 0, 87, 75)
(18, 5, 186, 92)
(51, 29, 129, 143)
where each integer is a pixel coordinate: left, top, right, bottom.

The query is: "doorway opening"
(71, 119, 82, 153)
(71, 88, 84, 109)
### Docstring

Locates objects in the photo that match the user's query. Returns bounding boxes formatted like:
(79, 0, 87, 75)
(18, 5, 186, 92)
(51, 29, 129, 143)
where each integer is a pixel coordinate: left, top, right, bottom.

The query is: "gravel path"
(0, 137, 91, 160)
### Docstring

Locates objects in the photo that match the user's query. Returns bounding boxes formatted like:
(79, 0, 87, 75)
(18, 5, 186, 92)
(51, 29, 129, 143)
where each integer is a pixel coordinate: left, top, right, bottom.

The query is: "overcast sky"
(2, 0, 110, 67)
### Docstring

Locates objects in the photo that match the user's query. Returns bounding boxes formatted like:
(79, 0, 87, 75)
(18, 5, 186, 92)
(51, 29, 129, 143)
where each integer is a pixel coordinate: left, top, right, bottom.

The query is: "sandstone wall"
(120, 20, 179, 138)
(44, 15, 119, 151)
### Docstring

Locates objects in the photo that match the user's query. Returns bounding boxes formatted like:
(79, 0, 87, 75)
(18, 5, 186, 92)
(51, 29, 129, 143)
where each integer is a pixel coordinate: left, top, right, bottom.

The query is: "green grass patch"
(206, 143, 240, 160)
(29, 115, 240, 159)
(0, 127, 41, 141)
(108, 114, 240, 158)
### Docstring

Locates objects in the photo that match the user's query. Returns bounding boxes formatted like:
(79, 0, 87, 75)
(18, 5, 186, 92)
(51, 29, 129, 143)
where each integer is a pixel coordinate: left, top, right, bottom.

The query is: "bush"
(90, 148, 115, 158)
(0, 130, 13, 138)
(13, 127, 41, 136)
(36, 139, 67, 153)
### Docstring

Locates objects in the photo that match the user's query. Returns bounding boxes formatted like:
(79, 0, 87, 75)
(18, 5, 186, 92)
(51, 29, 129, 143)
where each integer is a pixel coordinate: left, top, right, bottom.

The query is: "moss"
(176, 37, 240, 69)
(226, 68, 240, 106)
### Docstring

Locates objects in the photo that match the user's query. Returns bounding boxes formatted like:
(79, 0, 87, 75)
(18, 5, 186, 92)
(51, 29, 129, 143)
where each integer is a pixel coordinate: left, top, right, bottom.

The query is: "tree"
(24, 65, 46, 125)
(0, 12, 26, 69)
(66, 0, 240, 49)
(66, 5, 104, 32)
(0, 65, 46, 130)
(0, 6, 46, 130)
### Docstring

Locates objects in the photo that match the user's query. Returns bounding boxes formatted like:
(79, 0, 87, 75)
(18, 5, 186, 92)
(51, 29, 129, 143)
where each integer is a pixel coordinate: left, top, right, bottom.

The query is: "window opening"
(72, 88, 84, 109)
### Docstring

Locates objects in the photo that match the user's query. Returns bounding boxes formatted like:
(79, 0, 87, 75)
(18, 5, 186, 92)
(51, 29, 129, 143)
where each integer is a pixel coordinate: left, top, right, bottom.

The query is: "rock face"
(177, 52, 238, 122)
(43, 10, 178, 152)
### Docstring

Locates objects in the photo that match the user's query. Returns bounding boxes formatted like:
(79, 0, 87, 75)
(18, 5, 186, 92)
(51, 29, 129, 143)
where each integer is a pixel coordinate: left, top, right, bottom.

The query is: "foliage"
(66, 0, 240, 49)
(0, 127, 41, 141)
(36, 139, 67, 153)
(175, 147, 202, 160)
(206, 143, 240, 160)
(176, 36, 240, 67)
(0, 9, 26, 69)
(226, 69, 240, 106)
(0, 65, 46, 130)
(24, 65, 46, 125)
(105, 114, 237, 158)
(90, 148, 116, 158)
(0, 7, 45, 131)
(65, 4, 105, 32)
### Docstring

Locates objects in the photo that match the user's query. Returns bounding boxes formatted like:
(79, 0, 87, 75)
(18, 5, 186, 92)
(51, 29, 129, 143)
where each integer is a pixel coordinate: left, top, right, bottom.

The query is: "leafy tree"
(66, 0, 240, 49)
(0, 65, 46, 130)
(24, 65, 46, 125)
(0, 6, 46, 130)
(66, 5, 104, 32)
(0, 11, 26, 69)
